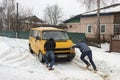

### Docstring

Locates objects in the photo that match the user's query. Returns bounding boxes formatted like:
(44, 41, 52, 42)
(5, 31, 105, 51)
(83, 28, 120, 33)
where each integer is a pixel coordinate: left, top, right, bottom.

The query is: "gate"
(110, 34, 120, 53)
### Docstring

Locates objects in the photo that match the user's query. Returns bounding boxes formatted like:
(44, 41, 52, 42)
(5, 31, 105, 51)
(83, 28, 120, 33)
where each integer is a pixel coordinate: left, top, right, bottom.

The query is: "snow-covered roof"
(64, 3, 120, 23)
(83, 3, 120, 15)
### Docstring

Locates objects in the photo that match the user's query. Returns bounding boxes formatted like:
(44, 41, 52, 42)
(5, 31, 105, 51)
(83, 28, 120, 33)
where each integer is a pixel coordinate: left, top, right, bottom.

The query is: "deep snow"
(0, 36, 120, 80)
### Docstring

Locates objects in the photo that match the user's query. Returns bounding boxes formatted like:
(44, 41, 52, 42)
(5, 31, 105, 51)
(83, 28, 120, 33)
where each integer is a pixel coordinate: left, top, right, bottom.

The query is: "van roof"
(31, 27, 64, 31)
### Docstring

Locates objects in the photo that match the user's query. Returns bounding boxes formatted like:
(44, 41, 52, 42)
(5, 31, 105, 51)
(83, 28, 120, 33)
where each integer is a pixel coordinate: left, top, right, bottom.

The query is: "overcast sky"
(1, 0, 120, 20)
(16, 0, 86, 20)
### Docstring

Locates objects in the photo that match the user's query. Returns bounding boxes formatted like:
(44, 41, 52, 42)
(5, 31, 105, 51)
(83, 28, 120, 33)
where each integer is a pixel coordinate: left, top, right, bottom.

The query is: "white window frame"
(100, 24, 106, 34)
(86, 24, 92, 33)
(113, 24, 120, 34)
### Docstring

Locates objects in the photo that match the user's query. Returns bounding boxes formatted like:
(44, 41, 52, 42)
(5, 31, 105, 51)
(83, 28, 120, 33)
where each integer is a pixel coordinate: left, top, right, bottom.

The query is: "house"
(64, 4, 120, 42)
(20, 15, 68, 31)
(20, 16, 45, 31)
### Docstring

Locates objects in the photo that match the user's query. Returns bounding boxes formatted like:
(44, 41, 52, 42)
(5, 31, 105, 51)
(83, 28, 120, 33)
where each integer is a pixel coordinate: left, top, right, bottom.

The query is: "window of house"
(69, 25, 72, 28)
(100, 24, 106, 34)
(87, 24, 92, 33)
(114, 24, 120, 34)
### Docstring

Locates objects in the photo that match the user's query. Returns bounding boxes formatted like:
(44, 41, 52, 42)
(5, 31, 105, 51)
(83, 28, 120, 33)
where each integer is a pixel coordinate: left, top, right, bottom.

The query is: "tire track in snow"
(54, 60, 103, 80)
(73, 58, 109, 80)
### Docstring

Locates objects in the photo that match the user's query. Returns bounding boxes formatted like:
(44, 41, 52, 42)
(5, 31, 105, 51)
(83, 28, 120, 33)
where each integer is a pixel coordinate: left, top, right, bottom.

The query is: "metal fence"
(0, 31, 86, 43)
(0, 31, 30, 39)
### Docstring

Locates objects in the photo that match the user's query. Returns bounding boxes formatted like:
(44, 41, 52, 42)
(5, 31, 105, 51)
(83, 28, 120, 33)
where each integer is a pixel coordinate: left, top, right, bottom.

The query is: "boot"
(94, 68, 97, 71)
(49, 67, 54, 70)
(46, 65, 49, 68)
(86, 63, 90, 68)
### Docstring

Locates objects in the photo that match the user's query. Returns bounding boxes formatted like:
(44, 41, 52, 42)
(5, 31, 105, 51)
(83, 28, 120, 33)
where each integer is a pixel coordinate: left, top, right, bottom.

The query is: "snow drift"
(0, 36, 120, 80)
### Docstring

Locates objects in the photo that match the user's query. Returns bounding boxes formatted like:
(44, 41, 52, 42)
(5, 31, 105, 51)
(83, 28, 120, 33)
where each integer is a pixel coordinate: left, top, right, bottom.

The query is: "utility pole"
(16, 3, 19, 38)
(97, 0, 101, 48)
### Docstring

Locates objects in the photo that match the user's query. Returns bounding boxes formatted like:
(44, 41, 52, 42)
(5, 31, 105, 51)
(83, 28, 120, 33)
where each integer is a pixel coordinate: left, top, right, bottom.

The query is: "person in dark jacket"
(72, 40, 97, 71)
(44, 38, 56, 70)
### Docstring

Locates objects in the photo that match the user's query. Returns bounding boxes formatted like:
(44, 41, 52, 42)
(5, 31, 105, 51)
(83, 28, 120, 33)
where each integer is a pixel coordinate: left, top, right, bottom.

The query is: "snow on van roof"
(31, 27, 64, 31)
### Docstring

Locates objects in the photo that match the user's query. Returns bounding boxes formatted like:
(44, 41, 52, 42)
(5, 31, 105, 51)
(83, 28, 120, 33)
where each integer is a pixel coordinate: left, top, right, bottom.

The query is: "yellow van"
(29, 27, 75, 63)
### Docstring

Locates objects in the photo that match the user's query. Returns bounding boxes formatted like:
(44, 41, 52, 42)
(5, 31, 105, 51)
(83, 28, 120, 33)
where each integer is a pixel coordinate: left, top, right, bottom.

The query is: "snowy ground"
(0, 36, 120, 80)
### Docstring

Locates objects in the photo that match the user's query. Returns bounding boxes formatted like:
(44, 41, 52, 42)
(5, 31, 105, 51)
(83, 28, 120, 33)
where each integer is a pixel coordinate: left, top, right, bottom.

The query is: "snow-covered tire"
(38, 52, 45, 63)
(68, 58, 73, 61)
(29, 44, 33, 54)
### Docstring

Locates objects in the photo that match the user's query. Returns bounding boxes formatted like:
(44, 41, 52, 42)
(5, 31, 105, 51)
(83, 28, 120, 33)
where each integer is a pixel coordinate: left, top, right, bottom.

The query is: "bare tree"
(77, 0, 118, 47)
(1, 0, 33, 31)
(2, 0, 15, 30)
(18, 4, 33, 19)
(44, 4, 62, 25)
(0, 6, 4, 30)
(17, 5, 33, 31)
(78, 0, 117, 10)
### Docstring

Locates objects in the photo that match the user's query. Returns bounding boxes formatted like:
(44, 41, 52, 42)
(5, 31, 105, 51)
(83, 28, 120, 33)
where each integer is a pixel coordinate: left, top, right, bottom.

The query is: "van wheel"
(68, 58, 73, 61)
(38, 52, 45, 63)
(29, 45, 33, 54)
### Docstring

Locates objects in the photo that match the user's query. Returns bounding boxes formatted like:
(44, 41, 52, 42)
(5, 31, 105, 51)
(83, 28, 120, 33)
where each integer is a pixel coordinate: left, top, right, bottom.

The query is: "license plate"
(57, 55, 67, 58)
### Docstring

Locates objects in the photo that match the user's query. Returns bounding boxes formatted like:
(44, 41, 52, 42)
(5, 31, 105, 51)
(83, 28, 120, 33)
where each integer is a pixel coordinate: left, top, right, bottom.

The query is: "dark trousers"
(46, 51, 55, 68)
(80, 50, 96, 70)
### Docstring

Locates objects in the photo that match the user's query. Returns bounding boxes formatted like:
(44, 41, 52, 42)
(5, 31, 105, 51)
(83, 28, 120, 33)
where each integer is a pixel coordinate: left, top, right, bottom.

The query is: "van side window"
(33, 31, 37, 38)
(30, 30, 34, 37)
(36, 31, 40, 38)
(30, 30, 40, 38)
(34, 31, 40, 38)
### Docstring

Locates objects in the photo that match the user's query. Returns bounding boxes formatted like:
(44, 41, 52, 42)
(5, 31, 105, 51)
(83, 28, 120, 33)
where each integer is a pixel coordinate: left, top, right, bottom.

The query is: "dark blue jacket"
(72, 41, 91, 53)
(44, 38, 56, 51)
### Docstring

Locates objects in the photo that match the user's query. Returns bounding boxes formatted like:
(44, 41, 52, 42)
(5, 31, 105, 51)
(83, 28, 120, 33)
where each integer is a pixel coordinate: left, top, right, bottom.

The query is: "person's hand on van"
(44, 48, 46, 51)
(70, 46, 74, 50)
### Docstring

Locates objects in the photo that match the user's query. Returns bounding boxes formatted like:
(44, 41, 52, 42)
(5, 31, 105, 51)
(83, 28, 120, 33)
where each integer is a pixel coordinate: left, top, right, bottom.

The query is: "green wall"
(68, 32, 86, 43)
